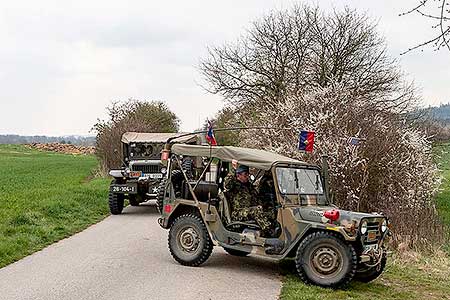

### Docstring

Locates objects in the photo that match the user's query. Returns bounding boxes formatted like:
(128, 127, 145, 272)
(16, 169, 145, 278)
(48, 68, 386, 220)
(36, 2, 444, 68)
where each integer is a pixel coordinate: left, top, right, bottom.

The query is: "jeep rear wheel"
(295, 231, 357, 288)
(168, 214, 213, 267)
(354, 253, 387, 283)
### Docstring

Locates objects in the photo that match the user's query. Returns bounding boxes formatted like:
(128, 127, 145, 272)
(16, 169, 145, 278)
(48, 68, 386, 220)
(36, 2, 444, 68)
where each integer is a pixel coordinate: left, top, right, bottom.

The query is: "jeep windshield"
(275, 167, 328, 205)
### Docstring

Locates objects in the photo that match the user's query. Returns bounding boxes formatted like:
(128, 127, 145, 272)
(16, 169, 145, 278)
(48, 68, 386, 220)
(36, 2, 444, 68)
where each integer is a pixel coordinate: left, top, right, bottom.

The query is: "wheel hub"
(311, 246, 341, 275)
(178, 227, 200, 253)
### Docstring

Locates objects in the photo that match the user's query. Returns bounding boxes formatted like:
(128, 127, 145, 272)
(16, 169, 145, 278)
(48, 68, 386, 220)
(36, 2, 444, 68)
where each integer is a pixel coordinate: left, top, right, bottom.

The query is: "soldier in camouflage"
(257, 170, 277, 222)
(224, 164, 272, 232)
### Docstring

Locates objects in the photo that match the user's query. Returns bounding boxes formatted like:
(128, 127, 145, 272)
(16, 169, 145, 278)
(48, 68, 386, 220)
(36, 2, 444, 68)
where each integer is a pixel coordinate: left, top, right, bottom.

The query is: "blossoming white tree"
(238, 84, 442, 247)
(202, 5, 443, 248)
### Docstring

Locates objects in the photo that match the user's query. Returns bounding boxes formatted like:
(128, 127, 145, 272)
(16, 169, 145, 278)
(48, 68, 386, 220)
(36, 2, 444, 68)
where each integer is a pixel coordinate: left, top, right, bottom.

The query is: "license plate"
(111, 185, 136, 193)
(148, 173, 163, 179)
(364, 244, 378, 252)
(367, 231, 377, 241)
(129, 171, 142, 178)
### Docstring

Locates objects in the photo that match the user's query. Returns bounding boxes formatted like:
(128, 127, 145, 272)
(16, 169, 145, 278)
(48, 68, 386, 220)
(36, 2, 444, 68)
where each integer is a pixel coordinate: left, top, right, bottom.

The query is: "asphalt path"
(0, 202, 281, 300)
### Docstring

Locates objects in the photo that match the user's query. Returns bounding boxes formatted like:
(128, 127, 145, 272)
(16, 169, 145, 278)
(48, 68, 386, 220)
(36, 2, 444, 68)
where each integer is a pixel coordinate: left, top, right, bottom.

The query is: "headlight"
(381, 219, 388, 232)
(161, 167, 167, 174)
(360, 220, 368, 235)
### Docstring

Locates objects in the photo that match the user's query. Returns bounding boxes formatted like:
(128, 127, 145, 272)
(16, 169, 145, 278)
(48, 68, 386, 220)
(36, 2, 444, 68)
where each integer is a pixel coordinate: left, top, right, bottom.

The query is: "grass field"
(433, 143, 450, 230)
(0, 144, 110, 268)
(280, 142, 450, 300)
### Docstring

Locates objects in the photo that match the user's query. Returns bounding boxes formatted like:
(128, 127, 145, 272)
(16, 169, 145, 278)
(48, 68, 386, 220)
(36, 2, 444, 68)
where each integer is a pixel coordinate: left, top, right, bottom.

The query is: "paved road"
(0, 203, 281, 300)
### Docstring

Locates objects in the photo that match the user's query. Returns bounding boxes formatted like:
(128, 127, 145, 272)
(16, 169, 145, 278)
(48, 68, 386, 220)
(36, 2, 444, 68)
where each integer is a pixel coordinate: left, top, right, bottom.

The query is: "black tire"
(171, 169, 183, 192)
(109, 180, 124, 215)
(295, 231, 357, 288)
(223, 247, 250, 257)
(354, 254, 387, 283)
(156, 179, 166, 214)
(156, 170, 184, 214)
(182, 157, 194, 179)
(168, 213, 213, 267)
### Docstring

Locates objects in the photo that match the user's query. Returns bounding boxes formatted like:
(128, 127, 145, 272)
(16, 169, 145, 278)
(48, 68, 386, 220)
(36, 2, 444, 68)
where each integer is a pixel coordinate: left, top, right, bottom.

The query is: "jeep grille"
(131, 164, 161, 174)
(361, 220, 381, 245)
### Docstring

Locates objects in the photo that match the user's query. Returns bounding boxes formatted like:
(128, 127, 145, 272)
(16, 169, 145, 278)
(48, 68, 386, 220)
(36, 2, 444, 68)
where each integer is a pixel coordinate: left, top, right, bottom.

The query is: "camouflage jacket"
(224, 171, 260, 216)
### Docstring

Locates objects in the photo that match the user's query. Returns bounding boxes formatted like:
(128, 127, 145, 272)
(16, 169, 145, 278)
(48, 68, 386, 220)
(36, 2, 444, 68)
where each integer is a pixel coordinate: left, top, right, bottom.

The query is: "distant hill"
(422, 103, 450, 124)
(0, 135, 96, 146)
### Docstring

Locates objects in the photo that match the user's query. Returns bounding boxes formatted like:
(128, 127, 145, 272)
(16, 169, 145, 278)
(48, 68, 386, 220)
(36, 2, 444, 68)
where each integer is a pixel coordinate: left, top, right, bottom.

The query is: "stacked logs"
(27, 143, 95, 155)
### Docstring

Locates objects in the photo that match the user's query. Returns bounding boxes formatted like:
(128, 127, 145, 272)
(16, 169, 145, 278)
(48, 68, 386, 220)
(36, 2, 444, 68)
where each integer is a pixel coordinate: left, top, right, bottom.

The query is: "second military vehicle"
(108, 132, 199, 214)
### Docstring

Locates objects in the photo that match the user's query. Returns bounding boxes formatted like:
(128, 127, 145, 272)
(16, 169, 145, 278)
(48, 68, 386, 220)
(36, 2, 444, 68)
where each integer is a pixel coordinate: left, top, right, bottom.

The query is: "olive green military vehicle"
(108, 132, 198, 214)
(158, 143, 390, 288)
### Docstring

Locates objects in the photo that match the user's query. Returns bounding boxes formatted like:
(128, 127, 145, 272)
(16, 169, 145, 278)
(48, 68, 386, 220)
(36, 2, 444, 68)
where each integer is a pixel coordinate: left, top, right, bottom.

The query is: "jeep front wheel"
(295, 231, 357, 288)
(168, 214, 213, 267)
(108, 190, 124, 215)
(354, 253, 387, 283)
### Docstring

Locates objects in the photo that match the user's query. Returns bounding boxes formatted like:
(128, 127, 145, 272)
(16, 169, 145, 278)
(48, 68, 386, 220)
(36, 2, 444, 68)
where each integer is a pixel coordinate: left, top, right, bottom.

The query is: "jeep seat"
(218, 192, 261, 231)
(182, 181, 218, 202)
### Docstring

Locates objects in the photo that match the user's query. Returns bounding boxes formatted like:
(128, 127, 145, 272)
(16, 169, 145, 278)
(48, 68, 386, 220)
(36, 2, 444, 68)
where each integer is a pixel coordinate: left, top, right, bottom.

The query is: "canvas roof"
(171, 144, 306, 170)
(121, 132, 198, 144)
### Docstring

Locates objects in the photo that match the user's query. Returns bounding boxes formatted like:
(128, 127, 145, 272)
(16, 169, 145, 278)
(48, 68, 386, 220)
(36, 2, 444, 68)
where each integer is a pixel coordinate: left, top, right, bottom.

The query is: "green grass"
(279, 258, 450, 300)
(0, 144, 110, 268)
(433, 142, 450, 229)
(279, 142, 450, 300)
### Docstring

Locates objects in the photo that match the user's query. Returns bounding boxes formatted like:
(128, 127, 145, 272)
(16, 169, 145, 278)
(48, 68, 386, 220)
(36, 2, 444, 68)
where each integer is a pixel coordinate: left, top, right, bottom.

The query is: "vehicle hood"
(291, 206, 385, 227)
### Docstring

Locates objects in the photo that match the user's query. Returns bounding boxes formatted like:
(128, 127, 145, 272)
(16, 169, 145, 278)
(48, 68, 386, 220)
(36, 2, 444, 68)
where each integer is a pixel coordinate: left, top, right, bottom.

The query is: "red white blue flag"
(298, 130, 314, 152)
(206, 120, 217, 146)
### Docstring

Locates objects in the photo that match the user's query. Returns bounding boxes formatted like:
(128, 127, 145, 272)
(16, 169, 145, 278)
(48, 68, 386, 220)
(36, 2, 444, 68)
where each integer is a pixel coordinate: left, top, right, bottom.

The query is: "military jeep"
(108, 132, 198, 214)
(158, 143, 391, 288)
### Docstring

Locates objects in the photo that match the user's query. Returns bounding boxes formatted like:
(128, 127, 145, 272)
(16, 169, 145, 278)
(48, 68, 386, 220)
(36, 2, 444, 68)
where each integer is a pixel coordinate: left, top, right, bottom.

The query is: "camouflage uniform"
(257, 171, 277, 221)
(224, 171, 272, 231)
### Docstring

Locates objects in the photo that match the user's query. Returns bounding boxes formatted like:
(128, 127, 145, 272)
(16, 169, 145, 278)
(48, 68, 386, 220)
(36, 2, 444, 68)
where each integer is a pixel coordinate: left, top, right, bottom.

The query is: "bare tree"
(400, 0, 450, 54)
(201, 5, 416, 114)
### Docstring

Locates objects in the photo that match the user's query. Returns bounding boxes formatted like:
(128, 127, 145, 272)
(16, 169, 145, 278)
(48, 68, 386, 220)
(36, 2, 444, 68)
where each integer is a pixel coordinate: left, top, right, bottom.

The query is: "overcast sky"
(0, 0, 449, 136)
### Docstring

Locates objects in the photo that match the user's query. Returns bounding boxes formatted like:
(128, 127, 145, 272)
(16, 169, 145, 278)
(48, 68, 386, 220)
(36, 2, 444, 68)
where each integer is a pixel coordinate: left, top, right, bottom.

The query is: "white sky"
(0, 0, 449, 136)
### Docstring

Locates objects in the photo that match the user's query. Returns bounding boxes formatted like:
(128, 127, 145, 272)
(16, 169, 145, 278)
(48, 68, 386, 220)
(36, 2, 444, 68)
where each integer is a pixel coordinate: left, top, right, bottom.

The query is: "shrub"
(239, 84, 443, 249)
(92, 99, 179, 173)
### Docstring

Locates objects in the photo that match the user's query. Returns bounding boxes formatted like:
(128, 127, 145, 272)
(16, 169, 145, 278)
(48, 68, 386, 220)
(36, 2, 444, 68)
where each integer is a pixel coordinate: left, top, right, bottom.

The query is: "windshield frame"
(272, 163, 329, 206)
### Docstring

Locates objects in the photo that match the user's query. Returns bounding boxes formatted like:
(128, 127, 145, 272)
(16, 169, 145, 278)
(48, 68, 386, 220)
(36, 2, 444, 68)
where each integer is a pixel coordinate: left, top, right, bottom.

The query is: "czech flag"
(298, 130, 314, 152)
(206, 120, 217, 146)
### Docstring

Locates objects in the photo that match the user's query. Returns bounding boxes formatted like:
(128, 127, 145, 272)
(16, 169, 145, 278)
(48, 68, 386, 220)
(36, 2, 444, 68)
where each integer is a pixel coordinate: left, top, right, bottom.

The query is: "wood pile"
(27, 143, 95, 155)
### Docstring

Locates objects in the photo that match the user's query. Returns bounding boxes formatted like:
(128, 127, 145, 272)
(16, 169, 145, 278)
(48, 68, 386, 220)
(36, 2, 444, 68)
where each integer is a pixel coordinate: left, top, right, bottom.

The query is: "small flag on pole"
(206, 120, 217, 146)
(346, 137, 365, 146)
(298, 130, 314, 152)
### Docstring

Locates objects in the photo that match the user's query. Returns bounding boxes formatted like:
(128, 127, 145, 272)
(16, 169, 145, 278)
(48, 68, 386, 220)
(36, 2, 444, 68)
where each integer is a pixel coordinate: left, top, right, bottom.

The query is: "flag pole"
(208, 120, 213, 160)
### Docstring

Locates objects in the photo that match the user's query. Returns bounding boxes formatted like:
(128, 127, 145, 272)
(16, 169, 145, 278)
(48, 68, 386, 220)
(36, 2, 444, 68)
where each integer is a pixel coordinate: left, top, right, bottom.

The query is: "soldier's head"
(236, 165, 249, 183)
